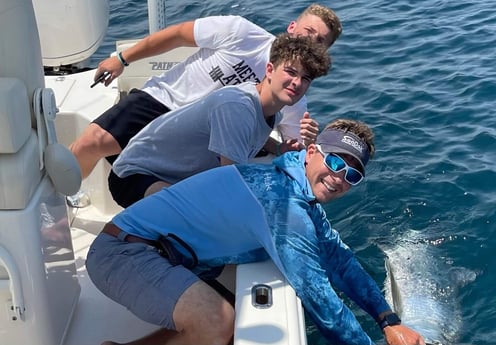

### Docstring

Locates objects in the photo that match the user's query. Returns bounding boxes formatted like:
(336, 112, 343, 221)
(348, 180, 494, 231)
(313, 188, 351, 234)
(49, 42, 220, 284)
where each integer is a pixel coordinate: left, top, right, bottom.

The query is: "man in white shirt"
(69, 4, 342, 178)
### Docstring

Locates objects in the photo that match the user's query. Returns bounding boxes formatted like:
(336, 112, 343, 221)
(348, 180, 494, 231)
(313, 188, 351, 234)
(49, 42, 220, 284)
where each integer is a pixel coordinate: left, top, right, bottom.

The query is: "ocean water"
(92, 1, 496, 344)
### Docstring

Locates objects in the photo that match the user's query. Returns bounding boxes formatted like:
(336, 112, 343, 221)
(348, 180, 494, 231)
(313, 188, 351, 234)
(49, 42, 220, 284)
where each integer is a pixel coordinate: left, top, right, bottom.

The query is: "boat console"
(0, 1, 82, 344)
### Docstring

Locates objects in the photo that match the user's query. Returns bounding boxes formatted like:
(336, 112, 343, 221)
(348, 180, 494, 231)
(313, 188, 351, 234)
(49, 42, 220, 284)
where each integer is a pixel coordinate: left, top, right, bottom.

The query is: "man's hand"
(300, 112, 319, 147)
(93, 55, 125, 87)
(384, 324, 426, 345)
(279, 138, 304, 153)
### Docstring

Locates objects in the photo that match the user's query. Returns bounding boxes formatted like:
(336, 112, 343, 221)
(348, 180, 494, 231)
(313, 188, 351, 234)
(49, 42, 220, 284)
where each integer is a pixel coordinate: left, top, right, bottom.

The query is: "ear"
(306, 143, 318, 154)
(304, 143, 318, 164)
(286, 21, 296, 34)
(265, 62, 274, 79)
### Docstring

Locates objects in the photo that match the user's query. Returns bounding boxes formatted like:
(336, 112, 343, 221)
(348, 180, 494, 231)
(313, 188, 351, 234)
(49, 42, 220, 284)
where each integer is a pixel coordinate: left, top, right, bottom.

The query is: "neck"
(256, 81, 285, 118)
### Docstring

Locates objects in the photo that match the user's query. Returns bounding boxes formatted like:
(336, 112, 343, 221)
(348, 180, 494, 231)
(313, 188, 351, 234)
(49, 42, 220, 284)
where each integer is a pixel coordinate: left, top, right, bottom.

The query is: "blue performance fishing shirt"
(112, 151, 390, 345)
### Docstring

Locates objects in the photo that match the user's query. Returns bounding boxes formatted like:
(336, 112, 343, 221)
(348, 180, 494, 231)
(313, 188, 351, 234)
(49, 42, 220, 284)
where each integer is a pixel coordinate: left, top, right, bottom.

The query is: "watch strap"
(378, 312, 401, 330)
(117, 51, 129, 67)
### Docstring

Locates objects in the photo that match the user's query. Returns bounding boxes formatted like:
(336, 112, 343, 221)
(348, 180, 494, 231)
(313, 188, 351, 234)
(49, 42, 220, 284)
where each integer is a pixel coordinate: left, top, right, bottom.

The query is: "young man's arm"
(265, 111, 320, 155)
(95, 21, 196, 86)
(120, 21, 196, 63)
(208, 95, 267, 165)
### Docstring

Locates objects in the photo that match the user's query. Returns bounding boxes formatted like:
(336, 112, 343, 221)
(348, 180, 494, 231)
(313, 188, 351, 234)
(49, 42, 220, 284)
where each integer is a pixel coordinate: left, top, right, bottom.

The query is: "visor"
(316, 128, 370, 174)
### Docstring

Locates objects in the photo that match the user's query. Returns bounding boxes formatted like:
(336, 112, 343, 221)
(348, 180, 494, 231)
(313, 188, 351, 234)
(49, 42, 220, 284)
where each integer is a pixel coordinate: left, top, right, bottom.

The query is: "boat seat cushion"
(0, 131, 43, 209)
(0, 78, 42, 209)
(0, 78, 31, 153)
(116, 40, 198, 94)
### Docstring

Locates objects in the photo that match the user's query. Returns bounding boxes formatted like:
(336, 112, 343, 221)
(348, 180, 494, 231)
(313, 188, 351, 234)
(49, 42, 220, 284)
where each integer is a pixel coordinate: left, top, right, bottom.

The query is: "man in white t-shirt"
(109, 34, 330, 208)
(69, 4, 342, 179)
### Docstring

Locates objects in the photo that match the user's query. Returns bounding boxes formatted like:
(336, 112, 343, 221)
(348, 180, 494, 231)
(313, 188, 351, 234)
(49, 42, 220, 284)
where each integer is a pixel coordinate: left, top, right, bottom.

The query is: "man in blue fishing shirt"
(86, 119, 426, 345)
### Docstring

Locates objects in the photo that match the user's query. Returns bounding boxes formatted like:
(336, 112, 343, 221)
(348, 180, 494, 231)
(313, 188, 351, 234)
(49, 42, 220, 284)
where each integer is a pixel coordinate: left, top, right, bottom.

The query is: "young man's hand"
(299, 112, 319, 147)
(280, 138, 304, 153)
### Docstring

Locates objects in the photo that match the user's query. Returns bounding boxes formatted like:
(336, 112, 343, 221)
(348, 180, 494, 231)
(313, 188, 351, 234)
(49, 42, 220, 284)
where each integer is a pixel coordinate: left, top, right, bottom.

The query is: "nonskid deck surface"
(64, 205, 159, 345)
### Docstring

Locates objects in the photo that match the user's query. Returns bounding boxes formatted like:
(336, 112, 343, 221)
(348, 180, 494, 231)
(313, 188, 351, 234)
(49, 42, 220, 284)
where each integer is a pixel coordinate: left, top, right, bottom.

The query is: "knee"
(197, 303, 234, 345)
(174, 280, 235, 344)
(179, 299, 234, 345)
(207, 301, 235, 344)
(70, 123, 120, 156)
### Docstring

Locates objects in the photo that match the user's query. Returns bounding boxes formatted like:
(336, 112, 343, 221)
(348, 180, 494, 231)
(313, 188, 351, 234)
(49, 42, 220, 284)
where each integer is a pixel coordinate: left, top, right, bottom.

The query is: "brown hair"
(270, 33, 330, 80)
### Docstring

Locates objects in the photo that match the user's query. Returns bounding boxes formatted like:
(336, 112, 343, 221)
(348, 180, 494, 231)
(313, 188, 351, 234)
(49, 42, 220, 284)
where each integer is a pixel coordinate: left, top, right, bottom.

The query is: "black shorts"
(108, 170, 162, 208)
(93, 89, 170, 164)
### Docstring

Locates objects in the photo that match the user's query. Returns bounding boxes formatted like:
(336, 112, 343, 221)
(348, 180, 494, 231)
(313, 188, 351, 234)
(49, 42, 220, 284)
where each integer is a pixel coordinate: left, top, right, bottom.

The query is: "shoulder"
(195, 15, 272, 44)
(211, 83, 258, 103)
(232, 16, 272, 38)
(195, 15, 261, 32)
(201, 84, 260, 123)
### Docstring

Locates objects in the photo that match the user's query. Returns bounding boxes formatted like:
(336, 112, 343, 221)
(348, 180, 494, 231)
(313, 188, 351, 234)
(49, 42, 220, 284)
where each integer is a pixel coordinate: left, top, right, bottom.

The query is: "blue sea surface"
(92, 1, 496, 344)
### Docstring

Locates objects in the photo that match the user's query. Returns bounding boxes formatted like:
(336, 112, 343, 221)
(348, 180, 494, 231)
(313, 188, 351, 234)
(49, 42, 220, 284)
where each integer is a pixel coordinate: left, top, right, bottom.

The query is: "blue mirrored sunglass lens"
(324, 154, 363, 185)
(325, 155, 346, 171)
(344, 169, 363, 184)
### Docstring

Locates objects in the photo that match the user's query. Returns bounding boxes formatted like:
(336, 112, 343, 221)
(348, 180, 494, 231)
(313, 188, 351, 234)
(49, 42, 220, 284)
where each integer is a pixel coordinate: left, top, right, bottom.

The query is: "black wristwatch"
(378, 312, 401, 330)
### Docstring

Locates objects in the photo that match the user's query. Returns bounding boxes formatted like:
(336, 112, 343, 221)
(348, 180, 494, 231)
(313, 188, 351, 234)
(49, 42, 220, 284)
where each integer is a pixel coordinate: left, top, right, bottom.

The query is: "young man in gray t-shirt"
(109, 34, 330, 207)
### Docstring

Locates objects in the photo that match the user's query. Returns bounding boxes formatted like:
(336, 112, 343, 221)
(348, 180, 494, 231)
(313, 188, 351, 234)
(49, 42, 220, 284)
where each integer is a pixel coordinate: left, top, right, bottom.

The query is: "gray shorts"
(86, 232, 199, 329)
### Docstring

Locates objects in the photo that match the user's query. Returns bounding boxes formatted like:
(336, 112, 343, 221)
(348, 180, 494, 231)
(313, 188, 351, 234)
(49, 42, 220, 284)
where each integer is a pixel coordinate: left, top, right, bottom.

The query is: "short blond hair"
(299, 3, 342, 46)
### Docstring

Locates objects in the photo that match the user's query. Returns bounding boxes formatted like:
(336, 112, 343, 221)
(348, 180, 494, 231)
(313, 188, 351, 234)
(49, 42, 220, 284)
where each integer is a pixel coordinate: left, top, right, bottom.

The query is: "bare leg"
(69, 123, 122, 179)
(100, 329, 177, 345)
(171, 280, 234, 344)
(100, 280, 234, 345)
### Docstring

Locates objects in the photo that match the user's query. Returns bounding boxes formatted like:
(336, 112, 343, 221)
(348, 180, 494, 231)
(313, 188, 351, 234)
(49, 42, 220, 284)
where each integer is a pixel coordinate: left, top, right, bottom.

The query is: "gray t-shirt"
(112, 82, 280, 185)
(143, 15, 306, 141)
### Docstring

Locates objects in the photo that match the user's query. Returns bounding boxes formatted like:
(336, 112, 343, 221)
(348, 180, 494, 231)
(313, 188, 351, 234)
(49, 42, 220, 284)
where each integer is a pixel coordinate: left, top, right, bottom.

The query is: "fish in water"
(381, 231, 476, 345)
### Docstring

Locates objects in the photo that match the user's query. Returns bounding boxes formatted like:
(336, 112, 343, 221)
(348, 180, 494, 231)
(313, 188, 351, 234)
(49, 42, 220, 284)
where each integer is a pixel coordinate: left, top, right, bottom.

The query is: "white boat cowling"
(32, 0, 109, 69)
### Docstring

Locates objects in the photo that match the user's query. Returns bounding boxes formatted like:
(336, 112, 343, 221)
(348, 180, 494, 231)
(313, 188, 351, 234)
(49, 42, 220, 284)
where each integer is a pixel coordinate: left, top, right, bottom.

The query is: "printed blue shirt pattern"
(112, 151, 390, 345)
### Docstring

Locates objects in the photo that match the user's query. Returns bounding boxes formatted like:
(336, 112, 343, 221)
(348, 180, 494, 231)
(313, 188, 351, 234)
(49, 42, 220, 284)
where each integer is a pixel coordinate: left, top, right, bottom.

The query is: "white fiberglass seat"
(0, 0, 82, 344)
(116, 39, 199, 94)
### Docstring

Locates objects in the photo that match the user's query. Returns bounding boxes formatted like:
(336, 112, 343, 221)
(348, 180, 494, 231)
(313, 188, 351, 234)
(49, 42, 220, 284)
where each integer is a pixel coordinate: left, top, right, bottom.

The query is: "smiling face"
(287, 14, 334, 47)
(305, 144, 361, 203)
(265, 60, 312, 106)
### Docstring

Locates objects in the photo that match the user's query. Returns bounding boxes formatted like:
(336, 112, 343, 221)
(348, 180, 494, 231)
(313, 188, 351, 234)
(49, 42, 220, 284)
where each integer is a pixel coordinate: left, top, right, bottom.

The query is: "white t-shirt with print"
(142, 15, 306, 141)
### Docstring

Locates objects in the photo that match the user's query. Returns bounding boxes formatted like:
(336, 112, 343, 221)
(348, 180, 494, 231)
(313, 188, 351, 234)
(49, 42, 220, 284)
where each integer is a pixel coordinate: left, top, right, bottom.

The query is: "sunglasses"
(315, 145, 364, 185)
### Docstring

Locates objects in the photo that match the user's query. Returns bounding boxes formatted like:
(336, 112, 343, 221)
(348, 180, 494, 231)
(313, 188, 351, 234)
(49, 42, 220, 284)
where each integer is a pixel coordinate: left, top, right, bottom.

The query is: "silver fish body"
(382, 233, 476, 345)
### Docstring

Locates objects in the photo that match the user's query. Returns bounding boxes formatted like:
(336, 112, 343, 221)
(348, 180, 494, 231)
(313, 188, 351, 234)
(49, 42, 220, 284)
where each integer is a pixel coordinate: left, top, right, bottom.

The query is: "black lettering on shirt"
(241, 72, 258, 82)
(209, 66, 226, 85)
(208, 60, 261, 86)
(233, 61, 260, 83)
(222, 74, 242, 85)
